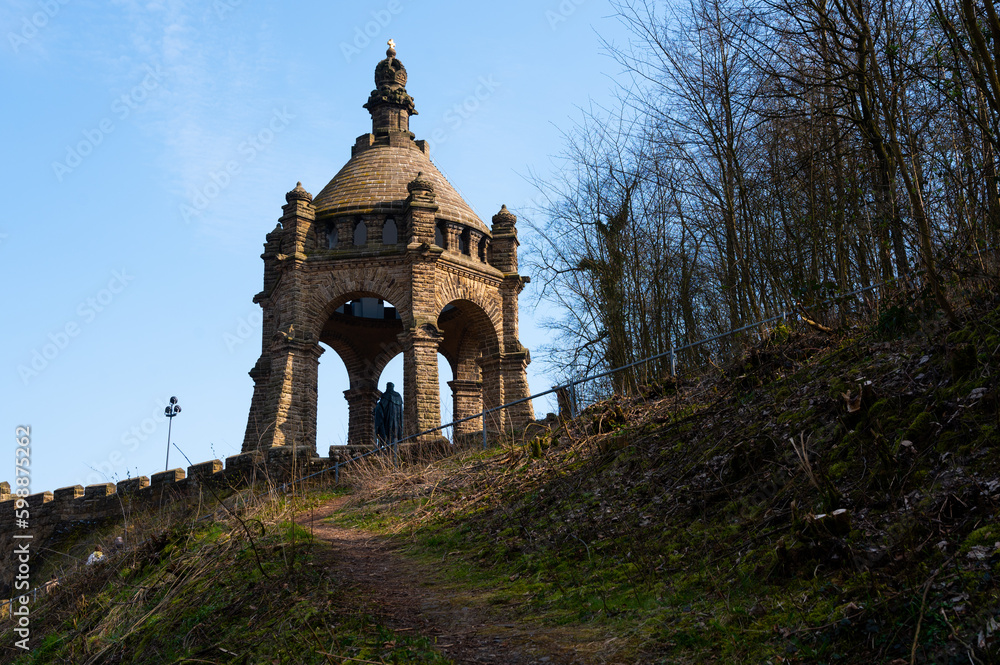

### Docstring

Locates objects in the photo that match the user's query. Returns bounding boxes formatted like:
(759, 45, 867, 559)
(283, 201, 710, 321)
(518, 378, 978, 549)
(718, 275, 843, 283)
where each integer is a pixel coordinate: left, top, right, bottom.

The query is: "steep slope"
(334, 292, 1000, 663)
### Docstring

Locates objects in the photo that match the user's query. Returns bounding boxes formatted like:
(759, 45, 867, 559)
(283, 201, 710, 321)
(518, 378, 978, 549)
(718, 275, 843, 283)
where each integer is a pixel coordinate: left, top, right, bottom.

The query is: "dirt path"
(301, 498, 602, 665)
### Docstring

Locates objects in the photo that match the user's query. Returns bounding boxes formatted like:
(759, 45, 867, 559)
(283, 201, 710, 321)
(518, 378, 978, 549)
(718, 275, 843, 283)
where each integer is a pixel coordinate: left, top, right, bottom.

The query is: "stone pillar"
(336, 218, 354, 247)
(404, 174, 439, 245)
(367, 217, 384, 245)
(448, 379, 482, 435)
(243, 182, 317, 454)
(444, 221, 463, 252)
(268, 337, 324, 451)
(282, 182, 316, 254)
(478, 354, 506, 434)
(242, 356, 272, 451)
(401, 325, 442, 439)
(344, 379, 380, 447)
(489, 205, 519, 273)
(489, 204, 534, 429)
(501, 351, 534, 427)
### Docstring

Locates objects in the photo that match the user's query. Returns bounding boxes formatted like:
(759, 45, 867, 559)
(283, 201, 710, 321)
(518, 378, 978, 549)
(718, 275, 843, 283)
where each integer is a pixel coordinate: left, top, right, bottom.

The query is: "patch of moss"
(777, 407, 815, 426)
(828, 461, 850, 480)
(962, 525, 1000, 553)
(829, 378, 848, 402)
(867, 398, 891, 420)
(935, 430, 962, 453)
(947, 329, 974, 345)
(903, 411, 935, 444)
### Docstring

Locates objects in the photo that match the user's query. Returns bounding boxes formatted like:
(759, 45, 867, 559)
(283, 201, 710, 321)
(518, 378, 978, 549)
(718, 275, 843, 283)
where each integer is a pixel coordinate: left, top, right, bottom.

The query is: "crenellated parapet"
(0, 447, 333, 597)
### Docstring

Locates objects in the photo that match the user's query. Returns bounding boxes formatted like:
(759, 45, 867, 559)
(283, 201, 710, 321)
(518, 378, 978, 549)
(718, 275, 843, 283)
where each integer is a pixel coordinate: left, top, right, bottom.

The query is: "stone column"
(336, 218, 354, 247)
(404, 175, 439, 245)
(448, 379, 483, 435)
(344, 379, 379, 447)
(401, 325, 442, 439)
(268, 336, 324, 451)
(444, 221, 463, 252)
(367, 217, 384, 245)
(242, 356, 273, 451)
(478, 354, 506, 434)
(488, 205, 519, 273)
(282, 182, 316, 254)
(501, 351, 534, 427)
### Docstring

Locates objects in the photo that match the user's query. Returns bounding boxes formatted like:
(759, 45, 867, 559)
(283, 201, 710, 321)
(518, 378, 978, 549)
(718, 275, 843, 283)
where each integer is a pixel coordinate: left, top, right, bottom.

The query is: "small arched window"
(327, 225, 339, 249)
(459, 228, 471, 255)
(478, 237, 488, 261)
(434, 223, 446, 249)
(383, 218, 398, 245)
(353, 219, 367, 246)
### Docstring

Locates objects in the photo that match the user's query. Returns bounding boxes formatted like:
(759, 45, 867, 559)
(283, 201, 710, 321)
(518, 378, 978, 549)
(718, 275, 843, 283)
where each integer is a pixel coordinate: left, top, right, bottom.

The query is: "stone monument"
(242, 41, 534, 453)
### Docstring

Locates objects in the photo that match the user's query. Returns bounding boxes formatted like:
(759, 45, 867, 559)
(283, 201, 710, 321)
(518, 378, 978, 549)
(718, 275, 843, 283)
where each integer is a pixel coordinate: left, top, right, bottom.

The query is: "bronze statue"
(373, 382, 403, 448)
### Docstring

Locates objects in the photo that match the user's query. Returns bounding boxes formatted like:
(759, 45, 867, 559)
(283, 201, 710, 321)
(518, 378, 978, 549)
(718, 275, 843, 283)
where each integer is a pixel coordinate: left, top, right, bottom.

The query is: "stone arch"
(437, 297, 503, 437)
(437, 299, 500, 355)
(435, 274, 503, 349)
(307, 270, 413, 343)
(313, 286, 407, 447)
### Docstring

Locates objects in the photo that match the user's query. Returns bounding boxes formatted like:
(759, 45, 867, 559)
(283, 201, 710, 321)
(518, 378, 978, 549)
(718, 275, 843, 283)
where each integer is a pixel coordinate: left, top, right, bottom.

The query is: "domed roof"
(312, 142, 488, 233)
(311, 40, 489, 234)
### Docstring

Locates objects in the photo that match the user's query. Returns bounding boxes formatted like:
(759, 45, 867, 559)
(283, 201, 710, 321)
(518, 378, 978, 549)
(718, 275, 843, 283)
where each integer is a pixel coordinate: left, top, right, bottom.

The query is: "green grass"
(0, 488, 454, 665)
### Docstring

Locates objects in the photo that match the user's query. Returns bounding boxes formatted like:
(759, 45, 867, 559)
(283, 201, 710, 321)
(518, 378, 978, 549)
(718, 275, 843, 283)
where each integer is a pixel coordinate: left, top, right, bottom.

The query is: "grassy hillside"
(3, 291, 998, 664)
(335, 292, 1000, 663)
(0, 486, 451, 664)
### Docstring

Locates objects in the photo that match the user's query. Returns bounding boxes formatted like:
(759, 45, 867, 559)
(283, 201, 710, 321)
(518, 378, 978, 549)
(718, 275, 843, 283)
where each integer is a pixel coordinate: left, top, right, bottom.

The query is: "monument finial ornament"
(407, 171, 435, 195)
(493, 204, 516, 227)
(373, 39, 408, 90)
(286, 181, 313, 203)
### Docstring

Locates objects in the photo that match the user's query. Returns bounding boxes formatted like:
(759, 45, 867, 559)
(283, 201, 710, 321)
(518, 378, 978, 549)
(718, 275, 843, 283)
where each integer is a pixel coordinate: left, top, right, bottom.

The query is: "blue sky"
(1, 0, 629, 492)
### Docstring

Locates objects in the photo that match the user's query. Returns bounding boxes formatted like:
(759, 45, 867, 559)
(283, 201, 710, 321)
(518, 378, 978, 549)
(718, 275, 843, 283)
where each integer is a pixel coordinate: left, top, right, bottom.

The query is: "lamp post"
(164, 396, 181, 471)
